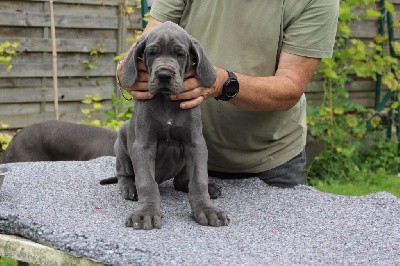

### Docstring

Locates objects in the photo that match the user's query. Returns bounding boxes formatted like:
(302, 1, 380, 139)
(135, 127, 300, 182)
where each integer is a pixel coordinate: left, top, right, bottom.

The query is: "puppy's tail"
(99, 176, 118, 185)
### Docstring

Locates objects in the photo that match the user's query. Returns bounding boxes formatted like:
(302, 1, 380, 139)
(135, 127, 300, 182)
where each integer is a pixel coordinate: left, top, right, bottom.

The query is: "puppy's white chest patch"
(166, 118, 173, 126)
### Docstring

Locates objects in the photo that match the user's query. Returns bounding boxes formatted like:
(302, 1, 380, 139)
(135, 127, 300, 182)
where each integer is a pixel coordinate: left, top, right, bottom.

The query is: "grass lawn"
(0, 257, 21, 266)
(0, 257, 37, 266)
(312, 175, 400, 198)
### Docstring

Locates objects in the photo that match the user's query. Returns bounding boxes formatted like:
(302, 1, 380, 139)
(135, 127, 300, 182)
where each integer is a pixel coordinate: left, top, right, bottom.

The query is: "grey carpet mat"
(0, 157, 399, 265)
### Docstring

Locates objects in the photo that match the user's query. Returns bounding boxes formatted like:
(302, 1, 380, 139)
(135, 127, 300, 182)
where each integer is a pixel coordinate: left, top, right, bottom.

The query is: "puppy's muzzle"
(157, 69, 173, 83)
(155, 68, 176, 94)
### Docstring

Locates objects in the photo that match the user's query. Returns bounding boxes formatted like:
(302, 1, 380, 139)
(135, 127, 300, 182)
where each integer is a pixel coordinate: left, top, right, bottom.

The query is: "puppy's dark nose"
(158, 70, 172, 82)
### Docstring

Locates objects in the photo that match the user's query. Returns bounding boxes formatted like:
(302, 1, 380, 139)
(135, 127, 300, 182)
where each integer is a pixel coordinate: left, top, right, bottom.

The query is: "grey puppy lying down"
(116, 21, 229, 229)
(2, 120, 117, 163)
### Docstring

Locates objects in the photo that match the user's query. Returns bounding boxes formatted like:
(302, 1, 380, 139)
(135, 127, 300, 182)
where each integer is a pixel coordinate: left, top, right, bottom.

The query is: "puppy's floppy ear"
(120, 34, 147, 88)
(189, 37, 217, 88)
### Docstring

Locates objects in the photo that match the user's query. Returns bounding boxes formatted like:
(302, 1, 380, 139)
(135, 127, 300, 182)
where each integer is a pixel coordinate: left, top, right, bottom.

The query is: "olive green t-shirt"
(150, 0, 339, 173)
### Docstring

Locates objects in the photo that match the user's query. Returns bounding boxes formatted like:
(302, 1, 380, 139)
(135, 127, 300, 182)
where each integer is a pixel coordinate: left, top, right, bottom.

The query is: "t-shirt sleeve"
(150, 0, 186, 24)
(282, 0, 339, 58)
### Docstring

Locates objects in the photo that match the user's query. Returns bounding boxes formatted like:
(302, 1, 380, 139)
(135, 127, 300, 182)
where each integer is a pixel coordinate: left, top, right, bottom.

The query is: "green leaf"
(323, 69, 339, 80)
(385, 2, 396, 16)
(391, 41, 400, 56)
(370, 116, 381, 128)
(92, 96, 103, 102)
(93, 103, 103, 109)
(333, 107, 345, 115)
(0, 56, 11, 65)
(346, 114, 358, 128)
(338, 23, 352, 37)
(366, 9, 382, 18)
(339, 5, 356, 21)
(2, 41, 11, 48)
(81, 109, 91, 115)
(82, 99, 92, 104)
(92, 119, 102, 126)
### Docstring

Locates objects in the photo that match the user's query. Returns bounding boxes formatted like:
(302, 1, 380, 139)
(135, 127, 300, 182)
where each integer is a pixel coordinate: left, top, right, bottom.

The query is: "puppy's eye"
(176, 51, 186, 57)
(146, 48, 159, 56)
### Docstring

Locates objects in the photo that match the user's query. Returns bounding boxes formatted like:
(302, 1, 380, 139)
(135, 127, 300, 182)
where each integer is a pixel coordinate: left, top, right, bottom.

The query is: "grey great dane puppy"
(2, 120, 117, 163)
(116, 21, 229, 229)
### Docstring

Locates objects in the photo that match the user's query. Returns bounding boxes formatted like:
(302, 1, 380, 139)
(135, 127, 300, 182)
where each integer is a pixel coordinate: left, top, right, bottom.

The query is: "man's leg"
(258, 150, 307, 188)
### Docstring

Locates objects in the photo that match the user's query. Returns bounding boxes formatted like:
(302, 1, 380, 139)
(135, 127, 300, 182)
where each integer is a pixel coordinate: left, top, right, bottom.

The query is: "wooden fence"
(0, 0, 147, 128)
(0, 0, 399, 129)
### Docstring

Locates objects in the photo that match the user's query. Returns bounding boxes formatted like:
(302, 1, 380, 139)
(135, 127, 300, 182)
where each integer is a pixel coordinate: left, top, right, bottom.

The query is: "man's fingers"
(136, 70, 149, 82)
(129, 80, 152, 100)
(184, 68, 196, 78)
(183, 77, 200, 92)
(179, 95, 205, 109)
(130, 90, 153, 100)
(137, 60, 147, 71)
(170, 87, 202, 101)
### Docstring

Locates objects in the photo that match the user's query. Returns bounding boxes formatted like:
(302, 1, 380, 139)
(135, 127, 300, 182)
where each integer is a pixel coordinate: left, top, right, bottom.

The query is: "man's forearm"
(218, 52, 321, 112)
(229, 73, 305, 112)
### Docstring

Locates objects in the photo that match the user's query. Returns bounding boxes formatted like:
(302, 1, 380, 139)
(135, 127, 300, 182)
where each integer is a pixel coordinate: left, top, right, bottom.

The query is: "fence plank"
(0, 101, 113, 128)
(2, 37, 117, 53)
(29, 0, 152, 6)
(307, 80, 376, 93)
(30, 0, 120, 6)
(0, 86, 114, 103)
(0, 61, 116, 78)
(0, 1, 116, 15)
(0, 11, 120, 29)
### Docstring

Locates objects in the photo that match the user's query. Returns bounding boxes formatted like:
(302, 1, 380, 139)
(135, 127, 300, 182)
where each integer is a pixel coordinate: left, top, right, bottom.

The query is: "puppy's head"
(121, 21, 216, 95)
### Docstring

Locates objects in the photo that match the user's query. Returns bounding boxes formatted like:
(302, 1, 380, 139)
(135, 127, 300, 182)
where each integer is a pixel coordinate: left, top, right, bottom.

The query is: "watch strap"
(215, 70, 239, 101)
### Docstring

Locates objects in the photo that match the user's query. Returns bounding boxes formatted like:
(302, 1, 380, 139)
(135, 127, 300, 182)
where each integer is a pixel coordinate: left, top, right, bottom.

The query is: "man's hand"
(169, 66, 228, 109)
(118, 59, 153, 100)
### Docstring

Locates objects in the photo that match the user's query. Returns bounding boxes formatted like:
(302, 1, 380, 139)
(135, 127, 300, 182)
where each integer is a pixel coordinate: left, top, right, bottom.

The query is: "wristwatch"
(215, 71, 239, 101)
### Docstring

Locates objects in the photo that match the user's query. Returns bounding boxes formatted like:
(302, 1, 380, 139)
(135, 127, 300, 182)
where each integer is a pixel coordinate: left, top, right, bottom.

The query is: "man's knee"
(259, 150, 307, 188)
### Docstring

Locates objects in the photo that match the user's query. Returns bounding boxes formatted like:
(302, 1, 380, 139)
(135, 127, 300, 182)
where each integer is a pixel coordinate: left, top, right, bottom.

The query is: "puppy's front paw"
(125, 207, 162, 230)
(192, 206, 229, 227)
(118, 177, 137, 201)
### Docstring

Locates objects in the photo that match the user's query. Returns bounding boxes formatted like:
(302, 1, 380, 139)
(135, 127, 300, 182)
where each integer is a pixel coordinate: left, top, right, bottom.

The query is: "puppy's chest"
(158, 116, 189, 142)
(145, 97, 197, 142)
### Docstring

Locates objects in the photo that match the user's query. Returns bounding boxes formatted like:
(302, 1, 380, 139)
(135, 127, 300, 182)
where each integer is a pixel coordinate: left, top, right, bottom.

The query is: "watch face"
(216, 71, 239, 101)
(226, 79, 239, 97)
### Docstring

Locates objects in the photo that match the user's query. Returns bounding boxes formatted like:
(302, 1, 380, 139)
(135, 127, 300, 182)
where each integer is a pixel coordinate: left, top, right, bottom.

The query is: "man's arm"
(174, 52, 321, 111)
(229, 52, 321, 111)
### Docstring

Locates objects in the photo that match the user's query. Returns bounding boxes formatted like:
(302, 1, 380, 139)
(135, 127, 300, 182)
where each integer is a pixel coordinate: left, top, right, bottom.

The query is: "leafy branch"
(0, 41, 20, 72)
(307, 0, 400, 183)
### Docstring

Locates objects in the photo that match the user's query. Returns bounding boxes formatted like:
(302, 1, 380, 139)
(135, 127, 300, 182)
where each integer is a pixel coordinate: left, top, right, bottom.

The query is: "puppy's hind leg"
(115, 150, 138, 201)
(174, 168, 221, 199)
